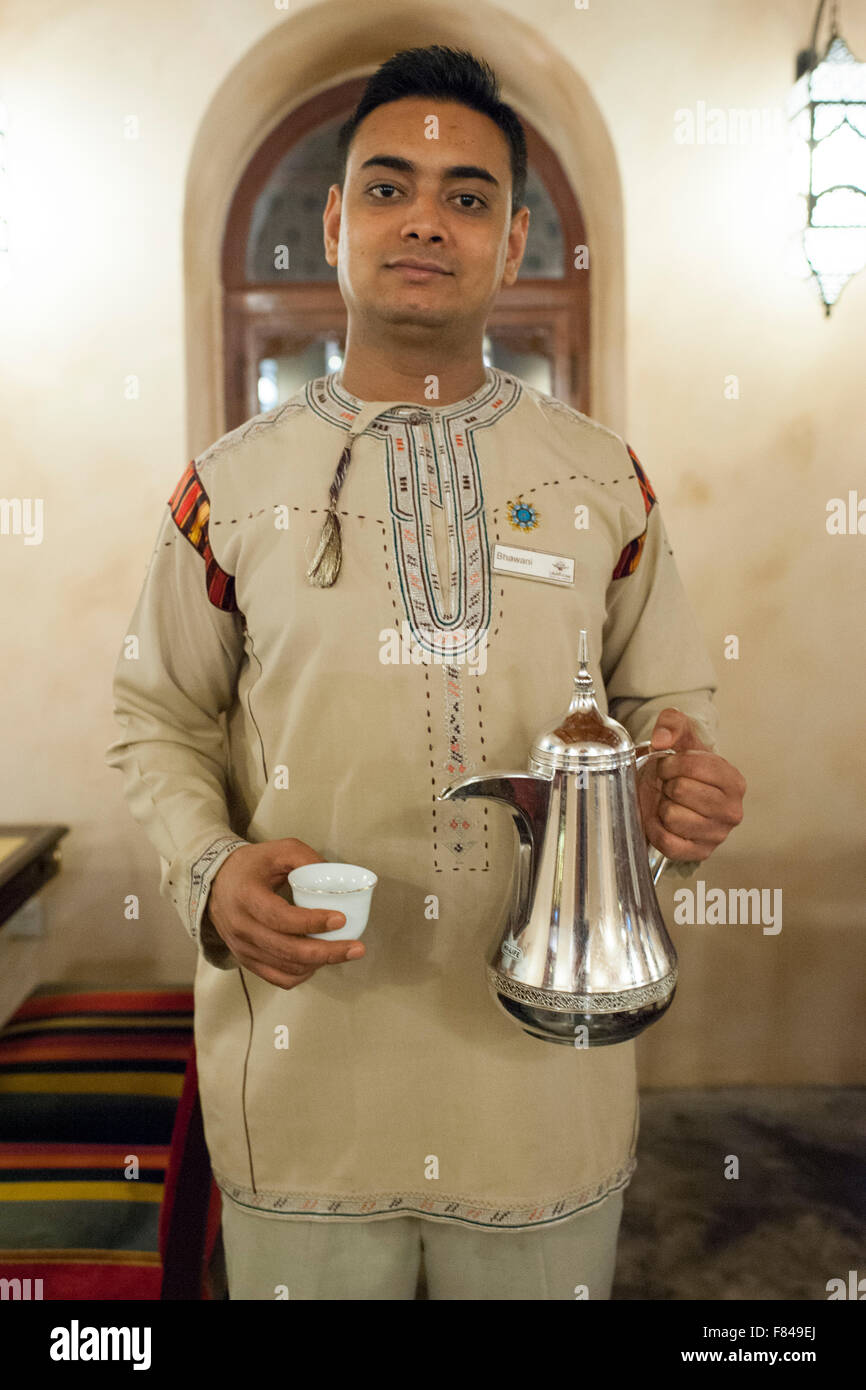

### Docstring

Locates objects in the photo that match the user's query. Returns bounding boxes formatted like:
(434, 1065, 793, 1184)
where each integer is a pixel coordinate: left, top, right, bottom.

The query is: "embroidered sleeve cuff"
(163, 832, 251, 970)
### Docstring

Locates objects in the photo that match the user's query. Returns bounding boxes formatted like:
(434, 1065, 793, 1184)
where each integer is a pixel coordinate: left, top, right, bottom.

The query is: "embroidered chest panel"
(308, 369, 521, 872)
(309, 367, 520, 657)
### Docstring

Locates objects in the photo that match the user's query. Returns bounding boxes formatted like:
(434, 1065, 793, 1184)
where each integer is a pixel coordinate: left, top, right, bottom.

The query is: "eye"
(366, 184, 486, 210)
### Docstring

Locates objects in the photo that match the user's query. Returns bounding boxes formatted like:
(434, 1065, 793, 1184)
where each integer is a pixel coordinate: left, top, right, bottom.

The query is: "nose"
(397, 190, 447, 243)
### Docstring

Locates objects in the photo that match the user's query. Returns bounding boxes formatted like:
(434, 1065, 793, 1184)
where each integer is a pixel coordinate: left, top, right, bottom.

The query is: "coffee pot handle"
(634, 743, 677, 886)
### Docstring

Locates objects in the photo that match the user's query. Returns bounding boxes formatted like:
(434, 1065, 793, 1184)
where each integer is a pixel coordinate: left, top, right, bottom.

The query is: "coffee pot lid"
(530, 629, 635, 771)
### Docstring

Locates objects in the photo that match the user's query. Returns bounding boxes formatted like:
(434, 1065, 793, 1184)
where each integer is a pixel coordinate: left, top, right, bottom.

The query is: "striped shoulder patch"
(627, 444, 658, 515)
(612, 445, 658, 580)
(167, 461, 237, 612)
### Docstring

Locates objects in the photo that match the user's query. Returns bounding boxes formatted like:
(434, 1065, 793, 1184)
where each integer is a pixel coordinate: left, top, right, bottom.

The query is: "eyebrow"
(358, 154, 500, 189)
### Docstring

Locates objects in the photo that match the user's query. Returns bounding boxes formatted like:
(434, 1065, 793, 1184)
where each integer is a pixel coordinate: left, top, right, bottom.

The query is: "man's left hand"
(637, 708, 746, 863)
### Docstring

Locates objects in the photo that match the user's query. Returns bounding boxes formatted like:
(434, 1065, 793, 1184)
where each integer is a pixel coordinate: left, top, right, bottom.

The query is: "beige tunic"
(105, 367, 720, 1230)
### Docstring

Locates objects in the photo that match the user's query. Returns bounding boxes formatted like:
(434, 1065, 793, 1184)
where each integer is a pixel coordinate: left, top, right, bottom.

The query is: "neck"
(337, 338, 489, 406)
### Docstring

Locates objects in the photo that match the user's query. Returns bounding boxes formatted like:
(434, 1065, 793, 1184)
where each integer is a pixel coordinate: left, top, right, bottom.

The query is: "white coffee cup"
(287, 862, 378, 940)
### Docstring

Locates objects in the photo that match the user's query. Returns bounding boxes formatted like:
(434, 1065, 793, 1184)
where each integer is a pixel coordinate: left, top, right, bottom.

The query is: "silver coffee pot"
(438, 630, 678, 1047)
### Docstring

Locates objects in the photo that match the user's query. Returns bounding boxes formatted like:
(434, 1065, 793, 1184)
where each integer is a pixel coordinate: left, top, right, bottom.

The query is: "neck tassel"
(306, 438, 355, 588)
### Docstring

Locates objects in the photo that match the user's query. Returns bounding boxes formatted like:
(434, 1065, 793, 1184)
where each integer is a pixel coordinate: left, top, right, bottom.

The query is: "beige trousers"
(220, 1187, 625, 1300)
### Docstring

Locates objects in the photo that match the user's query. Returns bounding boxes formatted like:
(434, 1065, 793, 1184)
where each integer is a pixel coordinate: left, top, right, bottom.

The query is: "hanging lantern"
(789, 25, 866, 315)
(788, 3, 866, 315)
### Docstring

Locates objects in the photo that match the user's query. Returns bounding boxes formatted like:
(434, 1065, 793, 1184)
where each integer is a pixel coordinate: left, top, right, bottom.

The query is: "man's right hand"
(205, 838, 365, 989)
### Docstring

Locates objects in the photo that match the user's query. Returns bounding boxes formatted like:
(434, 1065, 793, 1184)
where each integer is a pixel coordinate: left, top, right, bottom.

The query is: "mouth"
(386, 261, 452, 282)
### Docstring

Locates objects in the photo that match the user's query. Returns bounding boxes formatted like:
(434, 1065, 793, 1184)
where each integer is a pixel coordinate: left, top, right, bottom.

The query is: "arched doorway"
(183, 3, 626, 453)
(220, 76, 590, 429)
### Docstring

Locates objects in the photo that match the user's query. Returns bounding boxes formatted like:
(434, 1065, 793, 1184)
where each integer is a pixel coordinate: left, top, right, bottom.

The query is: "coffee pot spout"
(438, 772, 551, 846)
(438, 772, 552, 930)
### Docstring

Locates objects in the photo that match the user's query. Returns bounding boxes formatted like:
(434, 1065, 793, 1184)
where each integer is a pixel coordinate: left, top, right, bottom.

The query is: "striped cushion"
(0, 985, 214, 1300)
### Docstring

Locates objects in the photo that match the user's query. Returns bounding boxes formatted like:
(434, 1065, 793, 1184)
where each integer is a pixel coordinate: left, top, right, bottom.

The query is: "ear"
(501, 205, 530, 288)
(323, 184, 343, 267)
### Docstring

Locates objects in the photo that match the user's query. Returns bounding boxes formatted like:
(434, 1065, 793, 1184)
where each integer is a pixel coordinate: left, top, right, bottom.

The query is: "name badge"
(492, 543, 575, 586)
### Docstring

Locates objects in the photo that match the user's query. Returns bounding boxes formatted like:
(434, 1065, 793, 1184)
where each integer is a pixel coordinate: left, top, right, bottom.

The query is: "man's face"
(323, 97, 529, 344)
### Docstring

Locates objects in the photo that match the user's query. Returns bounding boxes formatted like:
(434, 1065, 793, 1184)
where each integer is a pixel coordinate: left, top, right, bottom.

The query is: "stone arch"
(183, 0, 625, 451)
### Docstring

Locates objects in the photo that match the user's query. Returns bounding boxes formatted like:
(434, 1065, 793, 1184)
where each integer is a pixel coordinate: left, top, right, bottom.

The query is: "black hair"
(336, 45, 527, 217)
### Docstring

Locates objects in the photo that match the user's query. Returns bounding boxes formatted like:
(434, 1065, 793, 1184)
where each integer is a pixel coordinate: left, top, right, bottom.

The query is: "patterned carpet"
(611, 1087, 865, 1301)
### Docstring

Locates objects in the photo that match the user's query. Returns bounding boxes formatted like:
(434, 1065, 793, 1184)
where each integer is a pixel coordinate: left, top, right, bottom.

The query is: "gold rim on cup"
(288, 875, 378, 894)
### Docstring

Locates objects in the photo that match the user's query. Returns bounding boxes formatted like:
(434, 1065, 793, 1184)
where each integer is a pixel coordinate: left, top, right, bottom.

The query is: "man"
(106, 45, 745, 1301)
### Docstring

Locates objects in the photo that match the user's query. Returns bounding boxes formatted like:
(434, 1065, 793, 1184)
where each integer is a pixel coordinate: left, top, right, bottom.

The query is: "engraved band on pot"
(486, 965, 678, 1014)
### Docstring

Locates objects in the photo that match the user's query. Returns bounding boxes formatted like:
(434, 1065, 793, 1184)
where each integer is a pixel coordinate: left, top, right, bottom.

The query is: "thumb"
(651, 708, 709, 753)
(262, 837, 327, 885)
(650, 708, 691, 750)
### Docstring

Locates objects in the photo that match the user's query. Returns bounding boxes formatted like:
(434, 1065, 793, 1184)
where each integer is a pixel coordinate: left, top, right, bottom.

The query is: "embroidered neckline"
(315, 364, 509, 431)
(307, 365, 522, 657)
